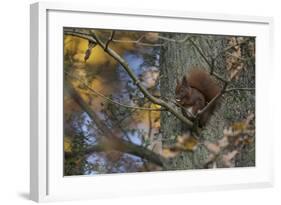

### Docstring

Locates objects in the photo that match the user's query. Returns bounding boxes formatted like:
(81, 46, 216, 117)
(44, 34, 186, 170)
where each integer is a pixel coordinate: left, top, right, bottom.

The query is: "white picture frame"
(30, 2, 274, 202)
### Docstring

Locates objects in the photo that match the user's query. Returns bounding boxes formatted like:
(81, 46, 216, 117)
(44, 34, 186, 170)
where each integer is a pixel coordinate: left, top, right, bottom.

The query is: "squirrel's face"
(175, 77, 191, 105)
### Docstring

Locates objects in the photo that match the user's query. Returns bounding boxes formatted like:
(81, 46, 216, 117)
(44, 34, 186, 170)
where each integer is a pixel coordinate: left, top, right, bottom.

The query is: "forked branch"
(65, 78, 165, 167)
(64, 28, 194, 128)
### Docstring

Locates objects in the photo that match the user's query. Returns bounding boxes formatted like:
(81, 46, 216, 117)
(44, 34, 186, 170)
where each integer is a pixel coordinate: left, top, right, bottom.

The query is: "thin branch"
(158, 35, 191, 43)
(188, 38, 230, 83)
(214, 38, 251, 60)
(196, 85, 254, 129)
(225, 87, 255, 93)
(169, 98, 196, 119)
(111, 34, 191, 47)
(197, 82, 228, 118)
(225, 52, 255, 62)
(65, 29, 253, 129)
(210, 58, 215, 74)
(65, 79, 165, 167)
(189, 37, 255, 125)
(111, 109, 137, 128)
(64, 29, 97, 43)
(112, 39, 164, 47)
(147, 103, 152, 139)
(65, 71, 164, 111)
(211, 72, 230, 84)
(105, 31, 115, 50)
(102, 108, 133, 143)
(84, 29, 194, 128)
(84, 139, 165, 167)
(188, 38, 212, 68)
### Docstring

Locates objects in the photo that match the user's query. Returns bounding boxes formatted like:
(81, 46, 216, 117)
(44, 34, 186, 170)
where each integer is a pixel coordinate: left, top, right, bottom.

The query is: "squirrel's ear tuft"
(182, 76, 188, 85)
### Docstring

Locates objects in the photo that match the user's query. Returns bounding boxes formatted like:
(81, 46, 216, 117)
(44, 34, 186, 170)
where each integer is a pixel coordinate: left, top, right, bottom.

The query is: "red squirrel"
(175, 68, 221, 126)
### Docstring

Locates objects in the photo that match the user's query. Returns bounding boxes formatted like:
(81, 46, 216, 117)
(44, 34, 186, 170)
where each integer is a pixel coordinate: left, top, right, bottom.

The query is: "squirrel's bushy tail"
(187, 68, 221, 102)
(186, 67, 221, 126)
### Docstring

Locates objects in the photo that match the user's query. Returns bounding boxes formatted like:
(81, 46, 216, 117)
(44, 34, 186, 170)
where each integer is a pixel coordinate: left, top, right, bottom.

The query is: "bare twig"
(210, 58, 215, 74)
(196, 82, 228, 119)
(188, 38, 212, 68)
(195, 85, 255, 125)
(147, 103, 153, 139)
(111, 34, 191, 47)
(105, 109, 133, 143)
(214, 38, 251, 60)
(64, 29, 252, 130)
(211, 72, 230, 84)
(188, 36, 255, 123)
(158, 35, 191, 43)
(188, 38, 230, 83)
(105, 31, 115, 50)
(85, 29, 194, 128)
(112, 39, 164, 47)
(169, 99, 196, 119)
(65, 79, 165, 167)
(64, 29, 97, 43)
(111, 109, 137, 128)
(225, 87, 255, 93)
(65, 71, 164, 111)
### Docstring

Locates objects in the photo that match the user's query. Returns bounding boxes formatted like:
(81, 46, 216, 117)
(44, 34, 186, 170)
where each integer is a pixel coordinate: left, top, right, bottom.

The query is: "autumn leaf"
(222, 150, 238, 167)
(84, 48, 92, 62)
(245, 113, 255, 126)
(225, 37, 245, 80)
(84, 41, 96, 62)
(176, 134, 198, 151)
(145, 32, 159, 42)
(217, 136, 229, 148)
(64, 137, 72, 153)
(204, 141, 220, 154)
(231, 122, 247, 131)
(161, 134, 199, 158)
(204, 113, 255, 168)
(162, 147, 180, 158)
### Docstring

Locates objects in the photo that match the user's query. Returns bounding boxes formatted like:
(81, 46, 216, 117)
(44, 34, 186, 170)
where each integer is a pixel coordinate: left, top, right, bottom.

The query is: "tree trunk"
(160, 33, 198, 169)
(159, 34, 229, 169)
(63, 29, 255, 174)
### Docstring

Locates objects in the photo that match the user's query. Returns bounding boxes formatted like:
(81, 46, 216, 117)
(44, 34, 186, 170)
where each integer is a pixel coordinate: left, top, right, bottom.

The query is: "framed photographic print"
(30, 2, 274, 202)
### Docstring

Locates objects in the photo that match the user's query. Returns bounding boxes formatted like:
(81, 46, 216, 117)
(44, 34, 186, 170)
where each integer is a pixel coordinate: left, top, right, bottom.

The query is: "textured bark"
(159, 34, 255, 169)
(159, 33, 212, 170)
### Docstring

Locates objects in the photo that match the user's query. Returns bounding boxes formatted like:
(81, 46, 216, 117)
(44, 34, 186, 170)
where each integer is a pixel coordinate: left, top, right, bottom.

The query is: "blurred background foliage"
(64, 30, 162, 175)
(63, 29, 255, 175)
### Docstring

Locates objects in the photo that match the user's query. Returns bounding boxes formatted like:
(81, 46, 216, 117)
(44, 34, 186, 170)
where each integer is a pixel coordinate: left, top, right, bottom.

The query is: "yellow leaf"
(231, 122, 246, 131)
(178, 136, 198, 151)
(64, 137, 72, 153)
(161, 148, 180, 158)
(176, 134, 199, 151)
(151, 103, 161, 109)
